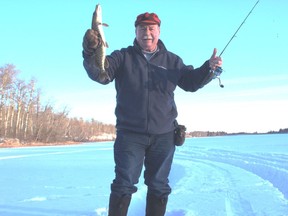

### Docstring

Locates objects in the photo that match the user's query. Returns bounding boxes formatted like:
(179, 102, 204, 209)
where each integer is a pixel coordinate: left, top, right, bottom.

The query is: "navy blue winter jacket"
(83, 39, 213, 134)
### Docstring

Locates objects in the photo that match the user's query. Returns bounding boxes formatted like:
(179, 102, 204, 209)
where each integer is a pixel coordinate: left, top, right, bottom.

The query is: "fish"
(92, 4, 110, 82)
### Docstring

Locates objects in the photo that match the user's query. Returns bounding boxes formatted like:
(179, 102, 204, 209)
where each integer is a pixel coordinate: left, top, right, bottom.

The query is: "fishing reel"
(211, 67, 224, 88)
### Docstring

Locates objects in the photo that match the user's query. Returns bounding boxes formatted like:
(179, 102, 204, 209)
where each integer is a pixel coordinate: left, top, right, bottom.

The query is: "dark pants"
(111, 129, 175, 198)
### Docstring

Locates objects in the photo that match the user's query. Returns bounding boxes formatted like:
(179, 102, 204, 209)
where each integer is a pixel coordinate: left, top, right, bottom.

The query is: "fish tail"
(99, 70, 111, 82)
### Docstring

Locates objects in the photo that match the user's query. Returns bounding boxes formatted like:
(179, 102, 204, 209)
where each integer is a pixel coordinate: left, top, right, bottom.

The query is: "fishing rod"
(213, 0, 260, 88)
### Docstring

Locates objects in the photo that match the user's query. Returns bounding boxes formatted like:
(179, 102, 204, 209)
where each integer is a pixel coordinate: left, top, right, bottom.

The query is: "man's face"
(136, 24, 160, 52)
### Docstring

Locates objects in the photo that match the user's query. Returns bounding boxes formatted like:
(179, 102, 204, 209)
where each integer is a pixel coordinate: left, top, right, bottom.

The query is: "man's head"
(135, 12, 161, 52)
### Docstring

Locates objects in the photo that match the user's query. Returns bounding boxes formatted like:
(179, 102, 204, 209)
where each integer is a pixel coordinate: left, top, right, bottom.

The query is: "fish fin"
(104, 58, 109, 69)
(99, 38, 108, 48)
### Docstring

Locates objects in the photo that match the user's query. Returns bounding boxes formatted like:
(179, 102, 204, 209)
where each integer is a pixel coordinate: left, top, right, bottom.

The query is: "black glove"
(82, 29, 102, 57)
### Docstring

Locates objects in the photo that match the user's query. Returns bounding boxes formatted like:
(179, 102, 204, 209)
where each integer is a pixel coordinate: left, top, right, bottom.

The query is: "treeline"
(187, 128, 288, 137)
(187, 131, 227, 137)
(0, 64, 115, 144)
(267, 128, 288, 134)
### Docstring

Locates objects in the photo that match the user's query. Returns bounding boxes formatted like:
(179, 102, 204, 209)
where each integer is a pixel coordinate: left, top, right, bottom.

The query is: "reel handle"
(211, 67, 224, 88)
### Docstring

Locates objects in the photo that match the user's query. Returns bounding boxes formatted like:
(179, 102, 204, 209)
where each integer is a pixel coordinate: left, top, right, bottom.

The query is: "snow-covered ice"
(0, 134, 287, 216)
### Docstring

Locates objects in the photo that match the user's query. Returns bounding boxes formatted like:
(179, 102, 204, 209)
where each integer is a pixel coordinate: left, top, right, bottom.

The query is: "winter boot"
(146, 193, 168, 216)
(108, 193, 131, 216)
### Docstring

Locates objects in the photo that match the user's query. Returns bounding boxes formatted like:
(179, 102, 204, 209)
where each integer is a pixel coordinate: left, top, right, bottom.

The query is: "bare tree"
(0, 64, 18, 137)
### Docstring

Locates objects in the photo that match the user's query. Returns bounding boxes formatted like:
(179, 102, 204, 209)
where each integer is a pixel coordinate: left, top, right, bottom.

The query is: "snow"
(0, 134, 288, 216)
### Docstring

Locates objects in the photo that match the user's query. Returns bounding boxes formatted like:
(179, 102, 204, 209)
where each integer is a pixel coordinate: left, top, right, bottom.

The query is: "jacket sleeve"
(82, 51, 107, 84)
(178, 60, 214, 92)
(83, 49, 124, 84)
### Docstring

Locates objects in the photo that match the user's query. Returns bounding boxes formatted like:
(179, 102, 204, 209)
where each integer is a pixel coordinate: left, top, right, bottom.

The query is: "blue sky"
(0, 0, 287, 133)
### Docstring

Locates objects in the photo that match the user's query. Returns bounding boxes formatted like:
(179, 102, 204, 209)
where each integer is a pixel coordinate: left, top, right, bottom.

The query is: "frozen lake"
(1, 134, 288, 216)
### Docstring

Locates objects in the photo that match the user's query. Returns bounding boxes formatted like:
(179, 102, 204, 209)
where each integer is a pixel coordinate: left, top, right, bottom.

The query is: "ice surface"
(0, 134, 288, 216)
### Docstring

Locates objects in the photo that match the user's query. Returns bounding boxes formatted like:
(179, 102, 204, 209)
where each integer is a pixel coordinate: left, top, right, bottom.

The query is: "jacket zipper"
(146, 61, 150, 133)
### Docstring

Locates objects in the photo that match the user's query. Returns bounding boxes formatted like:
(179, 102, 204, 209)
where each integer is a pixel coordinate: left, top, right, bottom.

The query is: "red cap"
(135, 12, 161, 27)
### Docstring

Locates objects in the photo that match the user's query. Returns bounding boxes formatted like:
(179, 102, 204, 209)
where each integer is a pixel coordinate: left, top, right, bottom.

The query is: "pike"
(92, 4, 110, 82)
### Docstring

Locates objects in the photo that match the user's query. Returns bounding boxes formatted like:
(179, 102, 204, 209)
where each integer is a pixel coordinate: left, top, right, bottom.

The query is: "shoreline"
(0, 138, 114, 148)
(0, 140, 82, 148)
(1, 132, 287, 148)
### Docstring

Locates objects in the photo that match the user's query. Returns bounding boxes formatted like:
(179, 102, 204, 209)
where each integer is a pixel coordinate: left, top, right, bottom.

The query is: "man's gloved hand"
(82, 29, 102, 57)
(209, 48, 222, 71)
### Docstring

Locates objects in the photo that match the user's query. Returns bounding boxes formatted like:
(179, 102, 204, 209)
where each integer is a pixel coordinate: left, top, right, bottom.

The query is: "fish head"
(95, 4, 103, 23)
(92, 4, 103, 29)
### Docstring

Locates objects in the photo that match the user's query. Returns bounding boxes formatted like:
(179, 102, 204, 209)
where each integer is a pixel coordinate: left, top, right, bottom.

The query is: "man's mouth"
(143, 36, 152, 41)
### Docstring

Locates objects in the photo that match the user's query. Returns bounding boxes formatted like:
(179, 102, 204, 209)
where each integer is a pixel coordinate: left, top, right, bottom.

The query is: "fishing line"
(213, 0, 260, 88)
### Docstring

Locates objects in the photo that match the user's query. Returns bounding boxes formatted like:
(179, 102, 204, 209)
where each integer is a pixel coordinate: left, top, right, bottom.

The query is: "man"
(82, 12, 222, 216)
